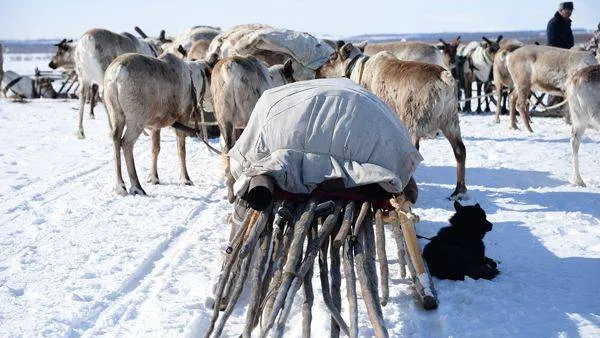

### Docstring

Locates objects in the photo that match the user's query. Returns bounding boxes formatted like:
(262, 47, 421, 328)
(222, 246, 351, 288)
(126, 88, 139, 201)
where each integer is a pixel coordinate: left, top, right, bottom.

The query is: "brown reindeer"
(211, 55, 295, 202)
(506, 45, 597, 132)
(437, 36, 461, 73)
(104, 53, 212, 195)
(317, 42, 467, 199)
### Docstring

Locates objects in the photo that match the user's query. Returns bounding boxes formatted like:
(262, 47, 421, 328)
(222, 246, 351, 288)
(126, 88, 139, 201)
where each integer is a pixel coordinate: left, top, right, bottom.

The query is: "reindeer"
(49, 28, 165, 139)
(186, 39, 212, 60)
(506, 45, 597, 132)
(492, 42, 523, 128)
(104, 52, 213, 196)
(162, 26, 220, 57)
(364, 41, 445, 67)
(317, 42, 467, 199)
(437, 36, 461, 74)
(566, 64, 600, 187)
(459, 36, 503, 113)
(211, 55, 295, 202)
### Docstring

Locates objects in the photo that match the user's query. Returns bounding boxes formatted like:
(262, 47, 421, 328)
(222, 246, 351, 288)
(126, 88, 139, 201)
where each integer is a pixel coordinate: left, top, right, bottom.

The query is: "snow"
(1, 97, 599, 336)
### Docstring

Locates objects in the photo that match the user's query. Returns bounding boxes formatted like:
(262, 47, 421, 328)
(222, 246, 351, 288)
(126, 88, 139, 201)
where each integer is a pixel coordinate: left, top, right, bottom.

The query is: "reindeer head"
(482, 35, 503, 59)
(315, 41, 363, 78)
(438, 36, 461, 72)
(48, 38, 74, 69)
(134, 26, 172, 56)
(268, 59, 296, 86)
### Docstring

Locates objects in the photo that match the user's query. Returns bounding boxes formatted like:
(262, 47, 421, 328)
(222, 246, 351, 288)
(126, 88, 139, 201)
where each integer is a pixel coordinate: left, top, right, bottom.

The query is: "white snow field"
(0, 96, 599, 338)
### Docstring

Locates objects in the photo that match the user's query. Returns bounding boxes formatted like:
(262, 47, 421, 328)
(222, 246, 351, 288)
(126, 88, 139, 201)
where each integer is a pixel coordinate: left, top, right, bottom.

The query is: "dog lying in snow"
(423, 201, 499, 280)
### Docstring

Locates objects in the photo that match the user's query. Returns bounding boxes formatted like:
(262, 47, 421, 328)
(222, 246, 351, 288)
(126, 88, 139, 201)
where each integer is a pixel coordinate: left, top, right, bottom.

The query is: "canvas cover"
(230, 78, 423, 196)
(1, 71, 36, 98)
(211, 26, 334, 70)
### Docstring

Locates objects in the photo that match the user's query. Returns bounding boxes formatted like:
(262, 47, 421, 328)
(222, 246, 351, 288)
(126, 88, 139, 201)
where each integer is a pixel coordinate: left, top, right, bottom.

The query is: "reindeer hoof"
(129, 186, 147, 196)
(180, 179, 194, 186)
(147, 175, 160, 185)
(449, 188, 468, 201)
(113, 184, 127, 196)
(76, 130, 85, 139)
(571, 179, 586, 187)
(88, 114, 95, 120)
(493, 117, 500, 124)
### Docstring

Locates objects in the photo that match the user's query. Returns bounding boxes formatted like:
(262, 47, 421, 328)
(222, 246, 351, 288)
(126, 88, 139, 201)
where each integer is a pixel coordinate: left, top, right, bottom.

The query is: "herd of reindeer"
(3, 23, 600, 199)
(1, 23, 599, 337)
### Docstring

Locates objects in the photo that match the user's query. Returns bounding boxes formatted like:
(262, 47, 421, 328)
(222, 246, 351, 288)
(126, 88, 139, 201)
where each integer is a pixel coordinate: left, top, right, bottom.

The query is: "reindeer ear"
(482, 36, 492, 44)
(456, 36, 461, 43)
(497, 35, 503, 43)
(177, 45, 187, 57)
(336, 40, 346, 50)
(340, 43, 354, 60)
(439, 38, 448, 45)
(356, 40, 367, 52)
(283, 59, 294, 78)
(475, 203, 481, 209)
(454, 200, 463, 211)
(134, 26, 148, 39)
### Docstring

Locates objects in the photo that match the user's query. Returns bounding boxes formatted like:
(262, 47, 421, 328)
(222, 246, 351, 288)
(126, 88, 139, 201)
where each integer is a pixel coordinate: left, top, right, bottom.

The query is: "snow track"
(1, 99, 599, 337)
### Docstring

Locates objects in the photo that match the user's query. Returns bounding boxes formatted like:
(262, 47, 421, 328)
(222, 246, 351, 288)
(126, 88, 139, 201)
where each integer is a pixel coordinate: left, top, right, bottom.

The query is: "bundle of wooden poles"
(204, 176, 437, 338)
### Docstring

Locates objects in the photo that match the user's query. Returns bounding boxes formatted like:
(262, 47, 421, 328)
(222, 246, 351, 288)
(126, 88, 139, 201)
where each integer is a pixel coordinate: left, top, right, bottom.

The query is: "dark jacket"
(547, 12, 574, 49)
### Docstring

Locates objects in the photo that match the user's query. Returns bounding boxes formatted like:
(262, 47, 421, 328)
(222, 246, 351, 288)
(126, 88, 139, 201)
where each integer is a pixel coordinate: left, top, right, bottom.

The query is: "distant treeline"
(1, 29, 593, 54)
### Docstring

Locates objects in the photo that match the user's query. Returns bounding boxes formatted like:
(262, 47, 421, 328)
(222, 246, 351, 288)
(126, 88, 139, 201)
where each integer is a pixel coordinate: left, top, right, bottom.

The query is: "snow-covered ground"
(1, 94, 599, 338)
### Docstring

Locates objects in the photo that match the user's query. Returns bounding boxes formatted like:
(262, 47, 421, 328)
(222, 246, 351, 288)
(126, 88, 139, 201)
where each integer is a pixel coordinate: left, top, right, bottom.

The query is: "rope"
(458, 91, 499, 103)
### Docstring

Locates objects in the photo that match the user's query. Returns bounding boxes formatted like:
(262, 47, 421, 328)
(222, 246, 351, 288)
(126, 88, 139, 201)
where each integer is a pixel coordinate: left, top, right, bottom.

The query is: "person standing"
(547, 2, 575, 49)
(545, 2, 575, 121)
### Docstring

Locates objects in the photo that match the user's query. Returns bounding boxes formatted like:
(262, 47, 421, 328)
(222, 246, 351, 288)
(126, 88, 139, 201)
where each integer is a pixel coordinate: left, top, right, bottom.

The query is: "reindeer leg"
(176, 130, 193, 186)
(484, 82, 492, 112)
(111, 115, 127, 195)
(441, 119, 467, 200)
(571, 126, 586, 187)
(517, 88, 534, 132)
(147, 129, 160, 184)
(121, 124, 146, 195)
(220, 122, 235, 203)
(76, 83, 87, 139)
(476, 81, 483, 113)
(465, 73, 473, 112)
(508, 91, 518, 130)
(493, 82, 503, 123)
(89, 83, 98, 119)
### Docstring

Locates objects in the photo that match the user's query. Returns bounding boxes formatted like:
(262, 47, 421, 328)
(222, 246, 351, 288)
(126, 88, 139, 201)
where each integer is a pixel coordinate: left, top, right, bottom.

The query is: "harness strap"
(2, 76, 24, 96)
(187, 72, 221, 155)
(344, 54, 362, 79)
(345, 55, 370, 84)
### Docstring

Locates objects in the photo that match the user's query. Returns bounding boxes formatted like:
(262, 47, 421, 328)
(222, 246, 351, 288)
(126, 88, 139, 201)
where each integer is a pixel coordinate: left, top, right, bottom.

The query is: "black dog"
(422, 201, 499, 280)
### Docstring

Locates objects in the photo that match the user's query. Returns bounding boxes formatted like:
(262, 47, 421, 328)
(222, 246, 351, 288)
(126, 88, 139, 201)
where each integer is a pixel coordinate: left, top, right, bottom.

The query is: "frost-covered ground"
(1, 98, 599, 338)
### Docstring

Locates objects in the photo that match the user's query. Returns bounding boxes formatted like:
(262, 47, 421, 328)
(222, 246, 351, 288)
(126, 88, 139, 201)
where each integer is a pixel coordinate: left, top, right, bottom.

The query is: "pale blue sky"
(1, 0, 598, 40)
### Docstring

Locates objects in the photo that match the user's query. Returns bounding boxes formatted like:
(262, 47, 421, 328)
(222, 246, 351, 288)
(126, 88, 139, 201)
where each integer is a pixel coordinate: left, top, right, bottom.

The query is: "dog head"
(450, 201, 493, 240)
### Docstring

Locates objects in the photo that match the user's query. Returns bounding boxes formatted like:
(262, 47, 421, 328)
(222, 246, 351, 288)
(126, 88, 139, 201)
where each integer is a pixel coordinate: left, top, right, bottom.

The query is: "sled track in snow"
(75, 186, 223, 337)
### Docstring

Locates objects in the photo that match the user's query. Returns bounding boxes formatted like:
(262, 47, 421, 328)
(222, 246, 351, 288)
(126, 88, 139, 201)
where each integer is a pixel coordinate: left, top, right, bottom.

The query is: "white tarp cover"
(1, 70, 36, 98)
(230, 78, 423, 196)
(214, 26, 334, 70)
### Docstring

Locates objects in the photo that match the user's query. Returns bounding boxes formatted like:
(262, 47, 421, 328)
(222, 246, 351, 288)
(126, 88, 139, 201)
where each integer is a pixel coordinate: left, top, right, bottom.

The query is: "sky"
(0, 0, 598, 40)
